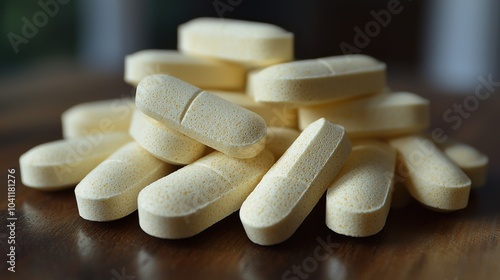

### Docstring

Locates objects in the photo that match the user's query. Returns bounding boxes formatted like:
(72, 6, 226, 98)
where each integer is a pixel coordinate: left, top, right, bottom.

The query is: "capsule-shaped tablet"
(178, 18, 293, 66)
(75, 142, 173, 221)
(138, 150, 275, 239)
(389, 136, 471, 211)
(240, 118, 351, 245)
(129, 110, 205, 165)
(440, 140, 488, 188)
(246, 68, 263, 98)
(251, 55, 386, 106)
(299, 92, 429, 137)
(211, 91, 298, 129)
(326, 141, 396, 237)
(265, 127, 300, 159)
(124, 49, 245, 89)
(62, 98, 135, 139)
(19, 132, 132, 190)
(136, 74, 267, 159)
(390, 149, 415, 209)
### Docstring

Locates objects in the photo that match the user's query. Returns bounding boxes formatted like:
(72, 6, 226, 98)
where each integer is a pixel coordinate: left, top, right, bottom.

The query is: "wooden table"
(1, 67, 499, 280)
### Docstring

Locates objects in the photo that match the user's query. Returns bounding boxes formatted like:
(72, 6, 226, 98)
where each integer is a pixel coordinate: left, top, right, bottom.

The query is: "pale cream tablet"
(211, 91, 298, 129)
(129, 110, 205, 165)
(178, 18, 293, 66)
(389, 136, 471, 211)
(19, 132, 132, 190)
(136, 74, 267, 159)
(390, 153, 413, 209)
(298, 92, 429, 137)
(75, 142, 173, 221)
(440, 141, 488, 188)
(62, 98, 135, 139)
(265, 127, 300, 159)
(138, 150, 275, 239)
(240, 118, 351, 245)
(246, 68, 262, 98)
(251, 55, 385, 106)
(124, 49, 245, 89)
(326, 141, 396, 237)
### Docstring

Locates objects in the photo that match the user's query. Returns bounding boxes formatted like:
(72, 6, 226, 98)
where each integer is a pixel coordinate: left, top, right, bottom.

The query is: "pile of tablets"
(20, 18, 488, 245)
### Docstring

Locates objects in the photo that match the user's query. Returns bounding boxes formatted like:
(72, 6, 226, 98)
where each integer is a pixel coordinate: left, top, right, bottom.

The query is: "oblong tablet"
(129, 110, 205, 165)
(265, 127, 300, 159)
(62, 98, 135, 138)
(124, 49, 245, 89)
(136, 74, 267, 159)
(326, 141, 396, 237)
(390, 152, 414, 209)
(389, 136, 471, 211)
(138, 150, 275, 239)
(178, 18, 293, 66)
(240, 118, 351, 245)
(19, 132, 132, 190)
(440, 140, 488, 188)
(251, 55, 385, 106)
(75, 142, 173, 221)
(211, 91, 298, 129)
(298, 92, 429, 137)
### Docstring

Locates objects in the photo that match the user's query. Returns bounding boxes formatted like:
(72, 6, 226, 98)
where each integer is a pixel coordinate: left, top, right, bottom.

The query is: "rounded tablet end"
(74, 194, 134, 222)
(137, 186, 203, 239)
(220, 131, 267, 159)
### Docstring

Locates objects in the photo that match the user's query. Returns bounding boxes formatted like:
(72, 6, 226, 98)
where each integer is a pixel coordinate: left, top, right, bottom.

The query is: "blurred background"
(1, 2, 499, 279)
(1, 0, 499, 92)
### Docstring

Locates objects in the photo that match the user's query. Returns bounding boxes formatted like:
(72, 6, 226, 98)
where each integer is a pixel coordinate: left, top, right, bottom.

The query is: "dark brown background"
(1, 0, 499, 279)
(2, 0, 425, 69)
(0, 67, 499, 280)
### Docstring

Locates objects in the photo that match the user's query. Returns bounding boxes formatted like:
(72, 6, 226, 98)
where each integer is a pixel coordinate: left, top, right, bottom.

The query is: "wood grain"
(1, 68, 499, 280)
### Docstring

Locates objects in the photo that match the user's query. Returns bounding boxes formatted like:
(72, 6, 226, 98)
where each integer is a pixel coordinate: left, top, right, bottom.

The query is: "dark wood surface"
(1, 66, 499, 280)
